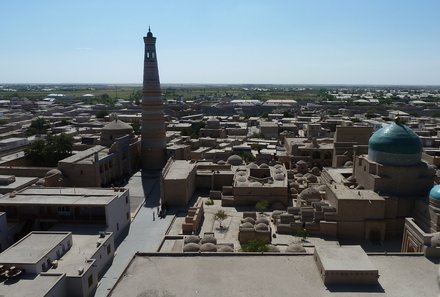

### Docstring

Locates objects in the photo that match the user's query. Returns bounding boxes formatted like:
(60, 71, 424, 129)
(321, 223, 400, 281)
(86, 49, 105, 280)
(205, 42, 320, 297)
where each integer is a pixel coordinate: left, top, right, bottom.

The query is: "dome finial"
(148, 25, 151, 33)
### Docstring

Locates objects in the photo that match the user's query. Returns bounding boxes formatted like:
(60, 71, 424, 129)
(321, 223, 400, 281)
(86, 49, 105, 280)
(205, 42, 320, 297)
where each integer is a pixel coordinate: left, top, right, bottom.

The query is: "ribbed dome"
(274, 173, 285, 181)
(240, 222, 255, 229)
(299, 187, 321, 201)
(183, 235, 200, 244)
(429, 185, 440, 201)
(241, 217, 256, 224)
(102, 119, 133, 132)
(368, 122, 422, 166)
(248, 162, 258, 169)
(200, 236, 217, 245)
(236, 176, 247, 182)
(200, 243, 217, 252)
(255, 217, 270, 225)
(255, 223, 269, 231)
(46, 169, 62, 177)
(183, 243, 200, 252)
(227, 155, 243, 166)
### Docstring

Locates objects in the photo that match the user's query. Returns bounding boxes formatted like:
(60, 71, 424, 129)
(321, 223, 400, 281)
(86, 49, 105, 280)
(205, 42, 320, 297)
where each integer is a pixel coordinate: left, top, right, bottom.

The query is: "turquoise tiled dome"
(368, 122, 422, 166)
(430, 185, 440, 201)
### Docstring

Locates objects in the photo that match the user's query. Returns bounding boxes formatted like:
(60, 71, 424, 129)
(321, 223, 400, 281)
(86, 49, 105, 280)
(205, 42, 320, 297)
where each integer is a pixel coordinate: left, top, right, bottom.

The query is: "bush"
(214, 210, 228, 228)
(241, 240, 269, 252)
(256, 200, 269, 212)
(96, 110, 109, 119)
(205, 198, 214, 206)
(295, 228, 309, 241)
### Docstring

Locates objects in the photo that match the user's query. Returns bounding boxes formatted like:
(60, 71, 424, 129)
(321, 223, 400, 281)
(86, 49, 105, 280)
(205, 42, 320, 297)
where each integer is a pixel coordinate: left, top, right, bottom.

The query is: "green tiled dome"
(369, 123, 422, 154)
(430, 185, 440, 201)
(368, 122, 422, 166)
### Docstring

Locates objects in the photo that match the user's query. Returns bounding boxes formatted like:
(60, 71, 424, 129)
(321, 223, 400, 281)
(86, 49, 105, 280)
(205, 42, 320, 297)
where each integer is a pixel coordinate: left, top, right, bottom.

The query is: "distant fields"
(0, 84, 325, 102)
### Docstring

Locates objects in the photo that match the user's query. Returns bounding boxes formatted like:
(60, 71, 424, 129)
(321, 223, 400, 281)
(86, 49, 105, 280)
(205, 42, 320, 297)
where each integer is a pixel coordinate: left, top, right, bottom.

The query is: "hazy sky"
(1, 0, 439, 85)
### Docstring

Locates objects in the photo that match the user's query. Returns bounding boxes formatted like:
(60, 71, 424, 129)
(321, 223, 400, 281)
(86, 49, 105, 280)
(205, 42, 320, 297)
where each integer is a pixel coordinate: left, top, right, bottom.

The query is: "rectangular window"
(107, 244, 111, 255)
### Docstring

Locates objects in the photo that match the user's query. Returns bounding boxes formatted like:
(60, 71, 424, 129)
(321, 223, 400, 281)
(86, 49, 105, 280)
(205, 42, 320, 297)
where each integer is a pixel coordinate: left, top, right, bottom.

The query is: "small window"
(107, 245, 111, 255)
(88, 275, 93, 287)
(152, 52, 155, 59)
(80, 170, 83, 175)
(146, 52, 150, 59)
(126, 212, 130, 220)
(125, 196, 129, 204)
(116, 223, 119, 231)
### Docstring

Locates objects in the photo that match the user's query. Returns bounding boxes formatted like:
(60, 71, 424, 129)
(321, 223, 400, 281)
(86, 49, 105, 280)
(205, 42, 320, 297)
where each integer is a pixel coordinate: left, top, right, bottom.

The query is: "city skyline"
(1, 0, 440, 85)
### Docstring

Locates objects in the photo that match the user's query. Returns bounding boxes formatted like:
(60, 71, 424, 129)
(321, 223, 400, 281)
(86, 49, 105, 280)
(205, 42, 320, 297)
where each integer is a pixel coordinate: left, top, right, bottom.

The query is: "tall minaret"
(141, 27, 166, 170)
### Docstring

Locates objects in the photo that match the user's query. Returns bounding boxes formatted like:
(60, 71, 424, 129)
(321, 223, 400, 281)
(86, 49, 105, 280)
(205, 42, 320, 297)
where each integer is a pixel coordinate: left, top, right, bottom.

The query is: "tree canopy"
(27, 117, 50, 136)
(25, 134, 74, 166)
(214, 209, 228, 228)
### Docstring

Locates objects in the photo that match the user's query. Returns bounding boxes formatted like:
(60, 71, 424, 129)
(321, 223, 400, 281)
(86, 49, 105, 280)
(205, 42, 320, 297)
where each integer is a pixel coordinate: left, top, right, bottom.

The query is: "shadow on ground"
(326, 282, 385, 293)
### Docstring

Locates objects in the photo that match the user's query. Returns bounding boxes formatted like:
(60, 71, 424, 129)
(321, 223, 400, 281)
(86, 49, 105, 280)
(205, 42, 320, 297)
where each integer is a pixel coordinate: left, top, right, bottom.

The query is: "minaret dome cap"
(147, 26, 153, 38)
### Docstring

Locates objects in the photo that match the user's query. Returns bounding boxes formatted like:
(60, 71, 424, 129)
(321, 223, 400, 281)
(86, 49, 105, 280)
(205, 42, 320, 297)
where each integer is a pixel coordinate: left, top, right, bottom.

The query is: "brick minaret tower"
(141, 27, 166, 170)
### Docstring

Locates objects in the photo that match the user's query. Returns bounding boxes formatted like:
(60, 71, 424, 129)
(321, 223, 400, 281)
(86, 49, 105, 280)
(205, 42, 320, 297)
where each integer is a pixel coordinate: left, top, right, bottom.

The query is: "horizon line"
(1, 82, 440, 88)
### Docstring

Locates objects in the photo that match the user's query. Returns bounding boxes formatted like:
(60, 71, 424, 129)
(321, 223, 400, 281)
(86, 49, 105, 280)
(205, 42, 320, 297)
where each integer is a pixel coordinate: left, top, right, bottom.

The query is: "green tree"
(240, 240, 269, 252)
(27, 117, 50, 136)
(96, 110, 109, 119)
(130, 119, 141, 135)
(25, 134, 73, 166)
(295, 228, 309, 242)
(101, 93, 110, 101)
(239, 151, 256, 163)
(60, 119, 71, 126)
(214, 210, 228, 229)
(256, 200, 269, 213)
(181, 122, 206, 139)
(129, 90, 142, 105)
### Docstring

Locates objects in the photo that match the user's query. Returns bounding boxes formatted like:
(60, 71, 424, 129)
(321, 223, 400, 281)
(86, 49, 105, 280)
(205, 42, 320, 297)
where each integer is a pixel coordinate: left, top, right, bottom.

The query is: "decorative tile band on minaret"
(141, 28, 166, 170)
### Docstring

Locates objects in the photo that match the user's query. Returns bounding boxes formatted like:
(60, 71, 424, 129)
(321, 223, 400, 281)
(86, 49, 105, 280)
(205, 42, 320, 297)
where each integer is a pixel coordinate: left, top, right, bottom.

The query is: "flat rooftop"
(316, 246, 377, 272)
(59, 145, 107, 164)
(0, 176, 38, 193)
(0, 273, 65, 297)
(110, 254, 438, 297)
(0, 187, 124, 206)
(52, 232, 112, 276)
(329, 184, 384, 201)
(0, 232, 70, 264)
(164, 160, 195, 180)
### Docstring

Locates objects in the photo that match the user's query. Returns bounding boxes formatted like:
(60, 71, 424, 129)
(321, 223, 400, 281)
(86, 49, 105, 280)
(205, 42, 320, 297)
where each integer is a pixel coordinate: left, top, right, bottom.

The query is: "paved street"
(94, 171, 173, 297)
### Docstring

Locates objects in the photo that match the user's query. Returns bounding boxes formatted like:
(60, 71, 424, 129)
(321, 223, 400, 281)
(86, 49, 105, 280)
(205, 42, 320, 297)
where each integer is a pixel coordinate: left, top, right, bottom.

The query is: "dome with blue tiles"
(429, 185, 440, 201)
(368, 116, 422, 166)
